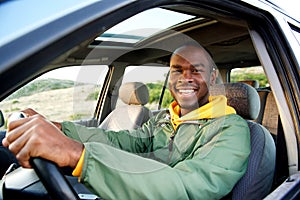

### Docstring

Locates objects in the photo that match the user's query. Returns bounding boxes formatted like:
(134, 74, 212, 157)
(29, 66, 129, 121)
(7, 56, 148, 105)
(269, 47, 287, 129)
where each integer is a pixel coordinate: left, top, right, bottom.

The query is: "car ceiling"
(48, 4, 260, 71)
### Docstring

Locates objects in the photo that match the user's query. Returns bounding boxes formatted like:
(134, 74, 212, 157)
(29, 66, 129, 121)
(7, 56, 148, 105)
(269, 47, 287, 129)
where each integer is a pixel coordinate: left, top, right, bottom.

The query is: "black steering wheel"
(31, 158, 79, 200)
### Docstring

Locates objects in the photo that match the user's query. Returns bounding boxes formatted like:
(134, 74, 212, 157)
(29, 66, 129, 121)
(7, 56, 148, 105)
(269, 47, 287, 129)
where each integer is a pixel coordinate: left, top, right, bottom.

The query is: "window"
(91, 8, 194, 47)
(230, 66, 269, 88)
(292, 29, 300, 45)
(0, 65, 108, 122)
(117, 65, 172, 110)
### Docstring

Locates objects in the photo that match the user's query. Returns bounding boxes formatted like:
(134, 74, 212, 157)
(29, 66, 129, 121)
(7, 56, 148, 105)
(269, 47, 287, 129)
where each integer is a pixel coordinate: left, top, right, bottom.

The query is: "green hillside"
(6, 79, 75, 100)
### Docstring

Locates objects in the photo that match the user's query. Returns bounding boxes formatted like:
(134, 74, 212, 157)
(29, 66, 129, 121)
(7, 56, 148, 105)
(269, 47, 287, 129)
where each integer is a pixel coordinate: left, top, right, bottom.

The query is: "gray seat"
(99, 82, 153, 131)
(210, 83, 276, 200)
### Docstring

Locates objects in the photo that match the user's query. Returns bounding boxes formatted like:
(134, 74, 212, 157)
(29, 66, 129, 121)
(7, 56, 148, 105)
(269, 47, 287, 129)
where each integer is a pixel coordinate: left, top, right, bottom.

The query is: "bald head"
(171, 45, 216, 72)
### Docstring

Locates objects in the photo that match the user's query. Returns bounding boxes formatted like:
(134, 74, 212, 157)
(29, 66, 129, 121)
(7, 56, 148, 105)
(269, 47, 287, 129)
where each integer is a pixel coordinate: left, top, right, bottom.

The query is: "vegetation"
(69, 113, 87, 120)
(146, 82, 173, 108)
(6, 78, 75, 100)
(230, 67, 269, 87)
(86, 88, 100, 101)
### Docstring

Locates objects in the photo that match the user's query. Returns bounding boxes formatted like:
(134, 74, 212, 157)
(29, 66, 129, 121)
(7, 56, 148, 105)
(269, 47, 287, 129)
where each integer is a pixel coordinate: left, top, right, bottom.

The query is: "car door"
(0, 0, 299, 199)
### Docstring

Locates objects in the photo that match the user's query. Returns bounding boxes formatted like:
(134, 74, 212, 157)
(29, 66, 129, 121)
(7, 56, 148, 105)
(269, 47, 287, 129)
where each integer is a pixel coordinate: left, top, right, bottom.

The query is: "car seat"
(98, 82, 153, 131)
(210, 82, 276, 200)
(255, 88, 271, 124)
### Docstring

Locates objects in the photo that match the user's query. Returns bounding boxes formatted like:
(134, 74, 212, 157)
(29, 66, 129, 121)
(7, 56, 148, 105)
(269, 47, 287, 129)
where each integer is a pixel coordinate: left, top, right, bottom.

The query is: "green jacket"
(62, 111, 250, 200)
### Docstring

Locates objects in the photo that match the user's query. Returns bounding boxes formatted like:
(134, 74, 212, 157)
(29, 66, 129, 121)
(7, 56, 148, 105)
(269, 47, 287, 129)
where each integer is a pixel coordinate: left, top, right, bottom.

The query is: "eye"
(171, 68, 183, 74)
(191, 68, 204, 73)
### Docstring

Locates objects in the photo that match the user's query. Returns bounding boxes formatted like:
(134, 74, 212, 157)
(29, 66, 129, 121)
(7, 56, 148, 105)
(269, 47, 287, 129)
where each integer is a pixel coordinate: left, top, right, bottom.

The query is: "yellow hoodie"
(169, 95, 236, 130)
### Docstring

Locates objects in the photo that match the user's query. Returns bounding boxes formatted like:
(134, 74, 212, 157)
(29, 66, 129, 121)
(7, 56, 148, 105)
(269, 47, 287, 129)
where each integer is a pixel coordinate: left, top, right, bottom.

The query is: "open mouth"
(179, 89, 195, 94)
(177, 88, 198, 96)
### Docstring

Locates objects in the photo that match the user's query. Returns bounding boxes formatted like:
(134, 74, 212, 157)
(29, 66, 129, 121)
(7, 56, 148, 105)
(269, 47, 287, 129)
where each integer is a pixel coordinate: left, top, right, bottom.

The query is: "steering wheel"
(31, 158, 79, 200)
(7, 112, 79, 200)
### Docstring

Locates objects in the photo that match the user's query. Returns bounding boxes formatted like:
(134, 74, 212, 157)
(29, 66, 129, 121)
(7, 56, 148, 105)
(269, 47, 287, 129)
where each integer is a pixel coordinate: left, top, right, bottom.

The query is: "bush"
(86, 88, 100, 101)
(146, 82, 173, 108)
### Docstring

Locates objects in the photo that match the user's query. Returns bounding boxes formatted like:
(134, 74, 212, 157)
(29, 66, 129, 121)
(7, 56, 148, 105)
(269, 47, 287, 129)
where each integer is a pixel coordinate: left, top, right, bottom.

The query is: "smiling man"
(169, 45, 216, 114)
(3, 44, 250, 199)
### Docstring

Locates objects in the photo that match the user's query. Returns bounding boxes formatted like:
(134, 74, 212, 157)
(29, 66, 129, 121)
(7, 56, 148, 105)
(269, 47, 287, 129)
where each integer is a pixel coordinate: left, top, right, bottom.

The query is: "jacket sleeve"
(61, 120, 154, 153)
(76, 116, 250, 200)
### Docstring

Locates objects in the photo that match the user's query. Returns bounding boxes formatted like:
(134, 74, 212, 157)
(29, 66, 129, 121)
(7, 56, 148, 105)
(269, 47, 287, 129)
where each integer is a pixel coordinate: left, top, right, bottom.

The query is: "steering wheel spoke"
(31, 158, 79, 200)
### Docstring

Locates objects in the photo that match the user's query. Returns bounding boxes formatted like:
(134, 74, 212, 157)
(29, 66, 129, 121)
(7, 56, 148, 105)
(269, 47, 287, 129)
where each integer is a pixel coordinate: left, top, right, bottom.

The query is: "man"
(3, 44, 250, 199)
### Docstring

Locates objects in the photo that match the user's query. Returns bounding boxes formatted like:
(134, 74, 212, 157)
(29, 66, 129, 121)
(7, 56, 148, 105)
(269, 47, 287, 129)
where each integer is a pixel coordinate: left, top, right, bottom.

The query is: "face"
(169, 45, 217, 115)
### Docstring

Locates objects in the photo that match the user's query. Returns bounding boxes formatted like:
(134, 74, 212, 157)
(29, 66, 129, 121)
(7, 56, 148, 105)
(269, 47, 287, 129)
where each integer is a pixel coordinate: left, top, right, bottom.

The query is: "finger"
(5, 116, 39, 148)
(9, 117, 53, 160)
(7, 117, 30, 132)
(6, 118, 31, 145)
(7, 126, 32, 155)
(15, 144, 32, 168)
(22, 108, 41, 118)
(2, 138, 9, 147)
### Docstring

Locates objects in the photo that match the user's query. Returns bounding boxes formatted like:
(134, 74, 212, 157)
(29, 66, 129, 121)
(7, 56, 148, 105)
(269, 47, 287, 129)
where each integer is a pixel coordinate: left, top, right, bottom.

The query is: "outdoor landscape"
(0, 79, 98, 125)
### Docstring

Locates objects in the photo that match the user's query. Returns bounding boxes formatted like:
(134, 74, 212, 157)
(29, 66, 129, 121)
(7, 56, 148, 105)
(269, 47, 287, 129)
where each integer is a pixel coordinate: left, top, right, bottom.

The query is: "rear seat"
(255, 88, 271, 124)
(261, 92, 279, 136)
(254, 88, 280, 138)
(238, 80, 278, 136)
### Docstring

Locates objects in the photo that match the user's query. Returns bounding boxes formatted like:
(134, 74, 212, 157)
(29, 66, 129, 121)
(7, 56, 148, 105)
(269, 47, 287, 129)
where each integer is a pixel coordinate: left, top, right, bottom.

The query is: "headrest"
(210, 83, 260, 120)
(119, 82, 149, 105)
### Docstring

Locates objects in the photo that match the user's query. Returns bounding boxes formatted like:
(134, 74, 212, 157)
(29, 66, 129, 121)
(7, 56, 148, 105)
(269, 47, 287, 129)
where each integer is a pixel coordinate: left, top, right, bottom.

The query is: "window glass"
(92, 8, 194, 46)
(291, 29, 300, 45)
(0, 65, 108, 122)
(117, 65, 172, 110)
(230, 66, 269, 88)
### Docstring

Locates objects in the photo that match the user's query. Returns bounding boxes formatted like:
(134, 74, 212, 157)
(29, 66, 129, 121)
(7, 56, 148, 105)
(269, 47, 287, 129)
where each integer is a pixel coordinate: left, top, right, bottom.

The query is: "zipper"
(168, 130, 175, 163)
(167, 120, 208, 164)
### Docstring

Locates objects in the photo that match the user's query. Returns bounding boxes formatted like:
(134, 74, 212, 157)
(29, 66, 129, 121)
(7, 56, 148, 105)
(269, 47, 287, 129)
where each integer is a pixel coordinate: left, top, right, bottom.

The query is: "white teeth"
(179, 89, 194, 94)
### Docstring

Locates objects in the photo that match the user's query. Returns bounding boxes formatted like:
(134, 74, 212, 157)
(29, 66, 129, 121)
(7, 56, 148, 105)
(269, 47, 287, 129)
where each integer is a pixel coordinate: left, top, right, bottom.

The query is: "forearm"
(61, 121, 152, 153)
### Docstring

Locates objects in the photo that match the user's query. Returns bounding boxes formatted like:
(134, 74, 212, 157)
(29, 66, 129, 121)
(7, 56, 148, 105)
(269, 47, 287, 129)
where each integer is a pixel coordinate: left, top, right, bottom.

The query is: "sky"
(272, 0, 300, 20)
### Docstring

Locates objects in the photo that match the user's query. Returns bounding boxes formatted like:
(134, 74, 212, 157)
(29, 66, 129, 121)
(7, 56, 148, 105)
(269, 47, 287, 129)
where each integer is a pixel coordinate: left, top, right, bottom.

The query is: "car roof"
(0, 0, 297, 68)
(0, 0, 298, 99)
(0, 0, 100, 46)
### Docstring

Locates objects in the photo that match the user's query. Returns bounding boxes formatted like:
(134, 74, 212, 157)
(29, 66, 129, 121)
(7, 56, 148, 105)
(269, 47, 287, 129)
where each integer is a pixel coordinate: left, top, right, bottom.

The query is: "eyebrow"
(192, 63, 206, 68)
(170, 63, 207, 69)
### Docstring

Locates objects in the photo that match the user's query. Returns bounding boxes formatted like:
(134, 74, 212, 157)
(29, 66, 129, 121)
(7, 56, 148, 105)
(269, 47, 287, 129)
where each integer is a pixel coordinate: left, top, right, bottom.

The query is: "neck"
(180, 99, 209, 116)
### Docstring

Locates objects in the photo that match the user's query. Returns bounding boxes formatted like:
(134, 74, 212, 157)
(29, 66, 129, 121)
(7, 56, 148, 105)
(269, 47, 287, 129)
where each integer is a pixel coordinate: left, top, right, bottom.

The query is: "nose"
(178, 69, 193, 84)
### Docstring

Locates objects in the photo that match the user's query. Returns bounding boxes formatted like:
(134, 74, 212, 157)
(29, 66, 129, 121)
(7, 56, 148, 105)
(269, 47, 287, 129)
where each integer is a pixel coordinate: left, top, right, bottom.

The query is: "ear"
(210, 69, 217, 86)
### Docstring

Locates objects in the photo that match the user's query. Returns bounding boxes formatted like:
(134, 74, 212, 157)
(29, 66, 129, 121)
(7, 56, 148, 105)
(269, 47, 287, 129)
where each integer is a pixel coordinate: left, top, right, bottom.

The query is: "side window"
(117, 65, 172, 111)
(0, 65, 108, 122)
(230, 66, 269, 88)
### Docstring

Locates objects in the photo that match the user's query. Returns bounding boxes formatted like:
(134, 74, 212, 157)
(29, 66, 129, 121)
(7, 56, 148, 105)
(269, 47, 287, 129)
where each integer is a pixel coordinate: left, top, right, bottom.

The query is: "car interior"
(0, 2, 294, 199)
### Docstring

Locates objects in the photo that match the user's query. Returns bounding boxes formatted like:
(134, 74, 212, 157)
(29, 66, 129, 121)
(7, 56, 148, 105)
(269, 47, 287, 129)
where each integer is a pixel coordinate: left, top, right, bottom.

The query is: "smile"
(179, 89, 195, 94)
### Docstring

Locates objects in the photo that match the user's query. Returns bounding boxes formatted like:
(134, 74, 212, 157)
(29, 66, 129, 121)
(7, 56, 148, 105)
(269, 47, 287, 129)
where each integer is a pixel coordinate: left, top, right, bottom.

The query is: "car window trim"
(250, 29, 298, 174)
